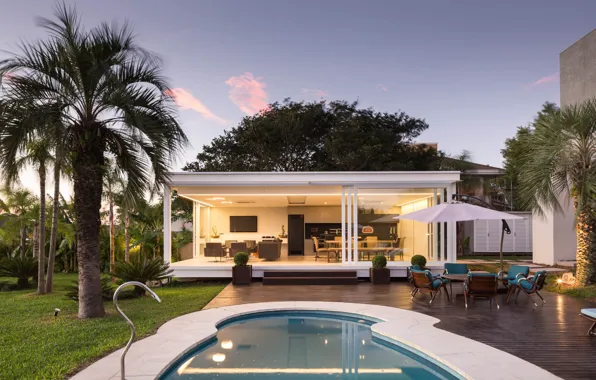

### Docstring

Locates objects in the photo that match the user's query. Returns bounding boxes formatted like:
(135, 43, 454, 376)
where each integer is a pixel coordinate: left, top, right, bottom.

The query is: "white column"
(353, 187, 359, 262)
(347, 187, 352, 263)
(341, 187, 346, 264)
(192, 202, 197, 258)
(432, 188, 438, 261)
(440, 188, 446, 262)
(163, 186, 172, 264)
(446, 184, 455, 263)
(206, 207, 211, 244)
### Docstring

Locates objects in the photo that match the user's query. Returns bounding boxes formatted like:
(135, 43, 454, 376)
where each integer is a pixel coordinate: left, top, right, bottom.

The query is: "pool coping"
(70, 302, 561, 380)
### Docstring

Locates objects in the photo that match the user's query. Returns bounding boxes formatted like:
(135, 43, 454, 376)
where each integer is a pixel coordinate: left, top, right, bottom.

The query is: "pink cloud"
(225, 72, 268, 115)
(376, 84, 388, 92)
(165, 88, 227, 124)
(527, 73, 558, 88)
(301, 88, 328, 97)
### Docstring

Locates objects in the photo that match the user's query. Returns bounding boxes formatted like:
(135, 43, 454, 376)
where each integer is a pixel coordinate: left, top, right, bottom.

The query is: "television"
(230, 216, 258, 232)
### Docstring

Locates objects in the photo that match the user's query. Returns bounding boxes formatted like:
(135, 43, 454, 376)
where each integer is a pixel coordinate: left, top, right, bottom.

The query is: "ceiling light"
(221, 201, 233, 204)
(207, 197, 225, 201)
(221, 340, 234, 350)
(212, 353, 226, 362)
(324, 202, 327, 205)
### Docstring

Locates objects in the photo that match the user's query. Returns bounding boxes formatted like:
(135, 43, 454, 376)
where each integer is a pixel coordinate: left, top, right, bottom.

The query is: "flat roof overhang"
(167, 171, 461, 189)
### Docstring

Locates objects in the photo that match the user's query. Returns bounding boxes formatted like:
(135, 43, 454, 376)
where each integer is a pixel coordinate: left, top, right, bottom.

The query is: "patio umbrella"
(394, 201, 524, 270)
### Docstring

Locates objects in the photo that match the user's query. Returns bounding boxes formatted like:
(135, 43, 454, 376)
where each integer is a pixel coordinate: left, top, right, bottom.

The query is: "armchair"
(464, 273, 499, 309)
(511, 270, 548, 306)
(498, 265, 530, 301)
(410, 269, 450, 305)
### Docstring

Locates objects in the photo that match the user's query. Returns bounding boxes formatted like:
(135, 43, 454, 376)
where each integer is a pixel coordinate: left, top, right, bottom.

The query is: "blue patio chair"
(410, 269, 450, 305)
(443, 263, 468, 296)
(444, 263, 468, 274)
(580, 309, 596, 336)
(498, 265, 530, 299)
(407, 265, 421, 296)
(512, 270, 548, 307)
(463, 273, 499, 309)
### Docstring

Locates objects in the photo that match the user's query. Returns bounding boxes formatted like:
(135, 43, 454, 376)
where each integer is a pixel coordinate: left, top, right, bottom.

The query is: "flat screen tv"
(230, 216, 258, 232)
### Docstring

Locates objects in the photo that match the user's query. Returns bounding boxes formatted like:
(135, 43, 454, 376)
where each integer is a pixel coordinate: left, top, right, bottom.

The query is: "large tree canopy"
(184, 99, 440, 172)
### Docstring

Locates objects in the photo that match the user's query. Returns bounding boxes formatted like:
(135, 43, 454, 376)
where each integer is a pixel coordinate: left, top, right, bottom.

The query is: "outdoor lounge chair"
(511, 270, 547, 306)
(580, 309, 596, 336)
(498, 265, 530, 299)
(463, 273, 499, 309)
(411, 269, 450, 305)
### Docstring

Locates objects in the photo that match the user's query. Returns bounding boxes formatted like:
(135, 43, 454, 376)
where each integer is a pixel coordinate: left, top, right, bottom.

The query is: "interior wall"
(207, 207, 288, 242)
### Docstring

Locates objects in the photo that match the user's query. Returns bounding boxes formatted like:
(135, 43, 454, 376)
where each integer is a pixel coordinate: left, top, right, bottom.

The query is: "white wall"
(553, 203, 577, 262)
(532, 199, 577, 265)
(532, 212, 555, 265)
(208, 207, 288, 242)
(290, 206, 342, 223)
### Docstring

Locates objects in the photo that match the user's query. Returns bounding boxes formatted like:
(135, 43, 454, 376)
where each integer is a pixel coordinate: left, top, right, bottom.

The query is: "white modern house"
(163, 171, 461, 279)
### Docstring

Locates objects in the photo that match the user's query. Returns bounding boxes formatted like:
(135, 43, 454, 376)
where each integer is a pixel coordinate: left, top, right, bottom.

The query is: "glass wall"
(353, 188, 437, 262)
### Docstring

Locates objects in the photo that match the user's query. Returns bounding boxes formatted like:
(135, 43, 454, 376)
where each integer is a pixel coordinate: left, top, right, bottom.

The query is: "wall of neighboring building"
(561, 29, 596, 106)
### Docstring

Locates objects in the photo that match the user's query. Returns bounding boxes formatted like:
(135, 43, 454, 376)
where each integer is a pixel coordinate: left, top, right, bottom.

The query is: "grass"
(458, 255, 531, 261)
(0, 274, 226, 380)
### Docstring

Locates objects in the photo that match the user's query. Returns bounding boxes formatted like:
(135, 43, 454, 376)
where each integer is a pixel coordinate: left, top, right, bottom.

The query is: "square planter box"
(232, 265, 252, 285)
(370, 268, 390, 284)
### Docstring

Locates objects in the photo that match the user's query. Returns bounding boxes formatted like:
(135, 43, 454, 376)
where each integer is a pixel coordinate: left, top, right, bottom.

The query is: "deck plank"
(205, 281, 596, 380)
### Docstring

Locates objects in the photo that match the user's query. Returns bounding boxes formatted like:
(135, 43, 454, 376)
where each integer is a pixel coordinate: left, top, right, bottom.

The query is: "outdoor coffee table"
(443, 271, 489, 299)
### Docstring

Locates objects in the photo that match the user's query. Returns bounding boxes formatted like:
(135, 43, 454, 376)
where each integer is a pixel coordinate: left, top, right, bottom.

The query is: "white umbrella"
(394, 201, 524, 270)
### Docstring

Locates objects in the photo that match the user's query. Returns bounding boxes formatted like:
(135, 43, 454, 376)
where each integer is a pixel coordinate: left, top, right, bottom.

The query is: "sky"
(1, 0, 595, 195)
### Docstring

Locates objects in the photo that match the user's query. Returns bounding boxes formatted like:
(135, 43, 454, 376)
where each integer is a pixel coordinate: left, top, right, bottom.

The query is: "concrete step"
(263, 271, 357, 278)
(262, 276, 359, 285)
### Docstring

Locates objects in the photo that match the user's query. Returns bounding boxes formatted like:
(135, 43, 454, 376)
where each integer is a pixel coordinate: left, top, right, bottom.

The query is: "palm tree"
(7, 139, 54, 294)
(0, 5, 187, 317)
(102, 158, 123, 273)
(519, 99, 596, 286)
(0, 188, 37, 259)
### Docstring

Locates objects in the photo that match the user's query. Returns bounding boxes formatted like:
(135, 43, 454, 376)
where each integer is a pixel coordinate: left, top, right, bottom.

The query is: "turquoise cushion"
(519, 279, 534, 290)
(581, 309, 596, 319)
(410, 265, 421, 271)
(444, 263, 468, 274)
(506, 265, 530, 280)
(432, 278, 449, 289)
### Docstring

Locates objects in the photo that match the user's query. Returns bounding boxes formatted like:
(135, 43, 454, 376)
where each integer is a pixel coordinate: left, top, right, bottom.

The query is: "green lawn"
(0, 274, 226, 380)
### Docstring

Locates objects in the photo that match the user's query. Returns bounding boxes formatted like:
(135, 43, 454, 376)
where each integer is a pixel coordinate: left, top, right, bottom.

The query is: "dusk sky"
(2, 0, 595, 191)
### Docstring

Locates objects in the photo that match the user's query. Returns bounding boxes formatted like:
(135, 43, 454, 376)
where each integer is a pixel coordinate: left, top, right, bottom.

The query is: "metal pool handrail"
(113, 281, 161, 380)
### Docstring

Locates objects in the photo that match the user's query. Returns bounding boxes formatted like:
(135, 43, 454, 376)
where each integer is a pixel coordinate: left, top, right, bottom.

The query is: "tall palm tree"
(519, 99, 596, 286)
(102, 158, 123, 273)
(7, 139, 54, 294)
(0, 5, 187, 317)
(0, 188, 37, 259)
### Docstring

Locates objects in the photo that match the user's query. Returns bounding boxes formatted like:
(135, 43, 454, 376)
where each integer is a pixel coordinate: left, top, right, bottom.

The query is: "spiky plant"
(0, 256, 38, 289)
(111, 258, 173, 296)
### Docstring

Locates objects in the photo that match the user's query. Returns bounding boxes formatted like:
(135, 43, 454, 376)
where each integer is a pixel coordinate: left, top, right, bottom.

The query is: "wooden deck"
(205, 281, 596, 380)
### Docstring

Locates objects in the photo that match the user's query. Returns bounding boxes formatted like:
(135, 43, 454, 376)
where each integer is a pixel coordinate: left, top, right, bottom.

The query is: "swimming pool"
(159, 311, 461, 380)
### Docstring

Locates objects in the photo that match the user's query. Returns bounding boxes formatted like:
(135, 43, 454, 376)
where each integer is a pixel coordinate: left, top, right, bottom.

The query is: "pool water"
(160, 311, 460, 380)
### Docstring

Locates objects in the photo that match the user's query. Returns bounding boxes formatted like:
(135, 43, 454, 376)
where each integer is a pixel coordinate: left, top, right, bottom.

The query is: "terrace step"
(262, 270, 358, 285)
(263, 271, 357, 278)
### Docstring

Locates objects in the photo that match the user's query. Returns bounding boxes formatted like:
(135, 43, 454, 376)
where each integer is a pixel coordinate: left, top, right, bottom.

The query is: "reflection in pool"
(160, 311, 461, 380)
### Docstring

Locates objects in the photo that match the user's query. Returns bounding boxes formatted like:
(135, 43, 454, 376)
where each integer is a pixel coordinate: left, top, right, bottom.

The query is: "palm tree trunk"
(73, 145, 105, 318)
(37, 162, 47, 295)
(124, 211, 130, 263)
(109, 193, 115, 273)
(20, 223, 26, 260)
(46, 165, 60, 293)
(575, 201, 596, 285)
(33, 223, 39, 258)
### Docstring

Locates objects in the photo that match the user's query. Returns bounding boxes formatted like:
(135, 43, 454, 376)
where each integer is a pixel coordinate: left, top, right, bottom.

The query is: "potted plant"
(278, 225, 287, 239)
(370, 255, 390, 284)
(410, 255, 427, 270)
(211, 226, 220, 239)
(232, 252, 252, 285)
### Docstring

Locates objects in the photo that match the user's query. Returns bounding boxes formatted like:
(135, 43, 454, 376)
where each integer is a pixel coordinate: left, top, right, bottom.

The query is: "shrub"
(0, 256, 38, 289)
(411, 255, 427, 269)
(65, 276, 116, 301)
(112, 258, 173, 296)
(234, 252, 249, 266)
(372, 255, 387, 269)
